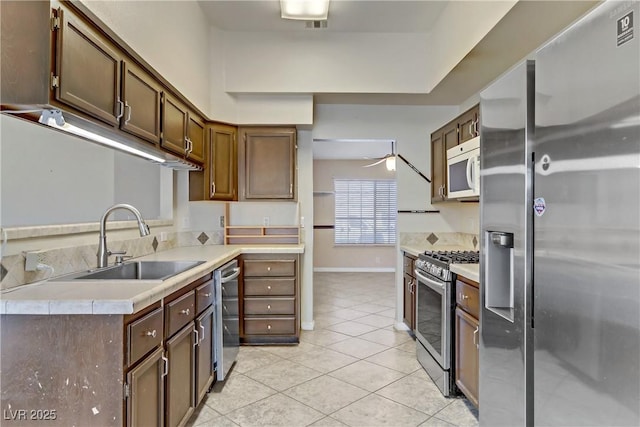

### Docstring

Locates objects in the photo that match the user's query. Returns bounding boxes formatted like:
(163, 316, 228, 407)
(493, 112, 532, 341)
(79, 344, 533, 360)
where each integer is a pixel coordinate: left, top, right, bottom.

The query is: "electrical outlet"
(182, 217, 190, 229)
(300, 216, 305, 228)
(219, 216, 225, 228)
(159, 232, 168, 242)
(25, 251, 45, 271)
(263, 216, 270, 226)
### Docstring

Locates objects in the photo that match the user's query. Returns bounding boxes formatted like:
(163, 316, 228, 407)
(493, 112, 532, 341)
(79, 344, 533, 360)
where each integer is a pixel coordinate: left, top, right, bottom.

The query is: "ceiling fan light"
(281, 0, 330, 20)
(386, 156, 396, 171)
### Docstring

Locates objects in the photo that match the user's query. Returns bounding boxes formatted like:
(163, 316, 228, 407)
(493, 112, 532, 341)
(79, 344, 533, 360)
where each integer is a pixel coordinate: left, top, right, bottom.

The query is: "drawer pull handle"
(267, 285, 272, 290)
(200, 324, 205, 343)
(193, 328, 199, 347)
(145, 330, 157, 338)
(267, 305, 271, 310)
(267, 324, 271, 330)
(202, 293, 212, 297)
(180, 308, 190, 316)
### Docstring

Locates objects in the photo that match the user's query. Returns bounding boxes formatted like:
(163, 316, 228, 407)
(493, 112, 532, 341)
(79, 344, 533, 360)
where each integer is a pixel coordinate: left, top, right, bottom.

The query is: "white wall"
(224, 31, 430, 94)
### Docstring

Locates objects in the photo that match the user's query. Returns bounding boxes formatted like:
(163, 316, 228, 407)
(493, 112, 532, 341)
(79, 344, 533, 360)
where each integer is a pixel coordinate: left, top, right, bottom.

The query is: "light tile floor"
(188, 272, 479, 427)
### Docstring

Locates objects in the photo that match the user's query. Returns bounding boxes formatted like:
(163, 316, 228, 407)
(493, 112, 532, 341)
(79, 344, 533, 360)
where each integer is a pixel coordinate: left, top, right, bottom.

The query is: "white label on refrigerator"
(534, 197, 547, 217)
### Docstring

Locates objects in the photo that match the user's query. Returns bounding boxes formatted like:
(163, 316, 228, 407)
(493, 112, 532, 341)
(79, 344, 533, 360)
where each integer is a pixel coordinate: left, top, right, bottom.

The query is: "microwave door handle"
(466, 156, 474, 188)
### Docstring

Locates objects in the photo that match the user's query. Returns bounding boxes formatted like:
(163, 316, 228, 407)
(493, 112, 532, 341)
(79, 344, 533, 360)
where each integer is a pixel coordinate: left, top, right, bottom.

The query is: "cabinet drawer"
(244, 278, 295, 296)
(244, 298, 295, 315)
(244, 317, 296, 335)
(456, 280, 480, 318)
(196, 280, 214, 314)
(128, 307, 163, 366)
(166, 290, 196, 338)
(244, 260, 295, 277)
(403, 255, 415, 276)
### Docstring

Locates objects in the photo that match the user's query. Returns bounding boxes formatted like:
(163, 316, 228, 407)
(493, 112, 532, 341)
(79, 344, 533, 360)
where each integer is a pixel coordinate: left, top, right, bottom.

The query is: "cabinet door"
(165, 323, 196, 427)
(195, 307, 215, 405)
(239, 127, 296, 200)
(187, 113, 206, 163)
(403, 273, 416, 331)
(430, 131, 445, 203)
(442, 122, 459, 200)
(126, 347, 164, 427)
(210, 124, 237, 201)
(54, 6, 121, 126)
(161, 92, 188, 157)
(121, 60, 162, 144)
(458, 105, 479, 143)
(455, 307, 479, 408)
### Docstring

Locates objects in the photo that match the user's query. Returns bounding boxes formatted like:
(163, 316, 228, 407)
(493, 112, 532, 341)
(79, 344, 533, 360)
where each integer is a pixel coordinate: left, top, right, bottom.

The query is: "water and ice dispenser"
(485, 231, 515, 322)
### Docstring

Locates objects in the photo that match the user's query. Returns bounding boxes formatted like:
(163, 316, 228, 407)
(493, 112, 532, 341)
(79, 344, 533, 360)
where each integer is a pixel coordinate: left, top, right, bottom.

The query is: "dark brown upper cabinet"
(187, 113, 206, 164)
(161, 92, 189, 156)
(121, 60, 162, 144)
(458, 105, 480, 143)
(209, 123, 238, 200)
(161, 92, 205, 163)
(188, 123, 238, 201)
(239, 126, 297, 201)
(53, 5, 122, 127)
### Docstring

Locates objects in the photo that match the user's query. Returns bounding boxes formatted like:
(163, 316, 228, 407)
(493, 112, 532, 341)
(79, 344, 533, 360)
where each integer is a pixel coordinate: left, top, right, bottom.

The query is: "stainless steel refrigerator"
(479, 1, 640, 425)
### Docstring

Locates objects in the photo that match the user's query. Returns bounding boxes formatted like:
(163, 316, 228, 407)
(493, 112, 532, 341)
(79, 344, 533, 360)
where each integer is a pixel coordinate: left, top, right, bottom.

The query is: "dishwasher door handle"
(221, 267, 240, 283)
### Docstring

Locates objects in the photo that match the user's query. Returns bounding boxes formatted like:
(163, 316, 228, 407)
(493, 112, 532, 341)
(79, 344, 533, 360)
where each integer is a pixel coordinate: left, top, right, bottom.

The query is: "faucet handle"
(108, 250, 129, 266)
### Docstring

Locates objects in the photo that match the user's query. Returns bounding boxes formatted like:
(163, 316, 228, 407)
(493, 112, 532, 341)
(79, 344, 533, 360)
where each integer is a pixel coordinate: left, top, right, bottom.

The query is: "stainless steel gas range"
(414, 250, 479, 396)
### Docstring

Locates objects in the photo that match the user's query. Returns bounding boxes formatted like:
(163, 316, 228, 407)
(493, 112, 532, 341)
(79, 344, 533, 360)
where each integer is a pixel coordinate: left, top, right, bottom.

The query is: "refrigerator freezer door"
(534, 1, 640, 425)
(479, 60, 535, 426)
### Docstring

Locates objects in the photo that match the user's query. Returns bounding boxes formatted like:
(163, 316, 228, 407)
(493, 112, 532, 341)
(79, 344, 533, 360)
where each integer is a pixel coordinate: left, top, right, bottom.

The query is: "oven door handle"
(414, 269, 445, 295)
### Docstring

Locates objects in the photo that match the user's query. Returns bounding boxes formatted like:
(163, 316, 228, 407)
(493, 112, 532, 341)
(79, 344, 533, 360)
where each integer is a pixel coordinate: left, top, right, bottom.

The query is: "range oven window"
(417, 280, 443, 356)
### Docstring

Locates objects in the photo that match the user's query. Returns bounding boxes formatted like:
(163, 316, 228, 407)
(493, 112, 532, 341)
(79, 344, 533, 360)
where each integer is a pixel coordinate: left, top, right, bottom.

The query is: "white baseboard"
(313, 267, 396, 273)
(301, 320, 315, 331)
(394, 322, 410, 331)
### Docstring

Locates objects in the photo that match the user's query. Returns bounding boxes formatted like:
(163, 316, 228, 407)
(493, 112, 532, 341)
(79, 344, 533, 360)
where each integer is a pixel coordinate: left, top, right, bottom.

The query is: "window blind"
(334, 179, 397, 245)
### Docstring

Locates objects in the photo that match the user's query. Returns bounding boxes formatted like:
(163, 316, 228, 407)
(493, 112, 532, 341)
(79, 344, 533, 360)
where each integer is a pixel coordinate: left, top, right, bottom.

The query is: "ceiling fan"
(363, 140, 397, 170)
(363, 140, 432, 183)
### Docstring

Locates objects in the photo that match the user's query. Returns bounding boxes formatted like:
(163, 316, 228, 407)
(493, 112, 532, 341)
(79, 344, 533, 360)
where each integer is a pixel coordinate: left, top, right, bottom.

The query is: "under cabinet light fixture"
(38, 110, 167, 164)
(281, 0, 330, 20)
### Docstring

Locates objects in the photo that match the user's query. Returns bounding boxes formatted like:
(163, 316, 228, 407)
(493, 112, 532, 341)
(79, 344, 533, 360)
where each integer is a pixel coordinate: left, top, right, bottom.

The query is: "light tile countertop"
(450, 264, 480, 283)
(0, 244, 304, 316)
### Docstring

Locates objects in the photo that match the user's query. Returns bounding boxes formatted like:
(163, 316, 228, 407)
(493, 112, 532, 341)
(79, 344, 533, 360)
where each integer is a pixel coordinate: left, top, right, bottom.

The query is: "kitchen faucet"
(97, 204, 150, 268)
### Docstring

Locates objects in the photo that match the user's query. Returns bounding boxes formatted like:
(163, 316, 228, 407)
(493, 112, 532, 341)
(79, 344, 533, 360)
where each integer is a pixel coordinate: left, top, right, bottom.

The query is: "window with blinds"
(334, 179, 397, 245)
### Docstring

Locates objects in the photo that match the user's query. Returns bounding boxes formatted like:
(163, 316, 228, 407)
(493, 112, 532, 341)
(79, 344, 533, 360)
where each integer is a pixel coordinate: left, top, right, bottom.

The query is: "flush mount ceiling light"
(281, 0, 330, 20)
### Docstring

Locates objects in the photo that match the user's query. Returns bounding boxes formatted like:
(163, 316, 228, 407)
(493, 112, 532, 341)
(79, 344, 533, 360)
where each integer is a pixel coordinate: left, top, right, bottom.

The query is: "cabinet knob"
(267, 285, 271, 290)
(267, 324, 272, 330)
(203, 293, 212, 298)
(180, 308, 190, 316)
(145, 329, 157, 338)
(267, 267, 271, 271)
(267, 305, 271, 310)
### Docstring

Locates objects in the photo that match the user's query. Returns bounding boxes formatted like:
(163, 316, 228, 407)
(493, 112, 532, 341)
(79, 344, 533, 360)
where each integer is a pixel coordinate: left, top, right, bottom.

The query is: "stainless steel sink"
(70, 260, 205, 281)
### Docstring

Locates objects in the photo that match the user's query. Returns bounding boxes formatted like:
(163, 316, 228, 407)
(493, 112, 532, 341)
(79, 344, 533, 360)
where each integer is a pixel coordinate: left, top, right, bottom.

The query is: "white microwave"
(446, 136, 480, 199)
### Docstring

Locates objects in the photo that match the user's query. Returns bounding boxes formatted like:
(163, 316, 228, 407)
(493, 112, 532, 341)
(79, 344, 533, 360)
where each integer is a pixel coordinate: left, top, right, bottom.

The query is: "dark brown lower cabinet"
(126, 347, 165, 427)
(455, 307, 479, 407)
(166, 322, 196, 427)
(195, 306, 215, 404)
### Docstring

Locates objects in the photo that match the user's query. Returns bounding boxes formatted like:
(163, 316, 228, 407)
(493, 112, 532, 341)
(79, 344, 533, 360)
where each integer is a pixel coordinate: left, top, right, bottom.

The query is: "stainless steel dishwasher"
(214, 259, 240, 382)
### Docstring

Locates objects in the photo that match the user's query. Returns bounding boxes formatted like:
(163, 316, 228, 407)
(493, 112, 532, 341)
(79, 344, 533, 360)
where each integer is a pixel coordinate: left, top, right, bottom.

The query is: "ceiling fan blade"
(363, 157, 387, 167)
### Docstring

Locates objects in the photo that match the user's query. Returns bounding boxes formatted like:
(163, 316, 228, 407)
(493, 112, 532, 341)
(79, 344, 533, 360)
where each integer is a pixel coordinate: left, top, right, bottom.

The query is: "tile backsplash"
(400, 232, 479, 250)
(0, 230, 223, 291)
